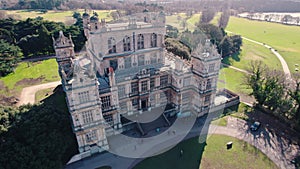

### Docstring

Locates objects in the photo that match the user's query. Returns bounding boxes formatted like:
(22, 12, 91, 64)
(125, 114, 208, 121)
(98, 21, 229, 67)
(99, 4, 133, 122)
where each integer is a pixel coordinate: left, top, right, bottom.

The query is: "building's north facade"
(53, 11, 221, 156)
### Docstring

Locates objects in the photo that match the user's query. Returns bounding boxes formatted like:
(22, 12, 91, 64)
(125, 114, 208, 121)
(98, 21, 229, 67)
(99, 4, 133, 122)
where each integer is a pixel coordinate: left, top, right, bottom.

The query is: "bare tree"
(218, 10, 230, 28)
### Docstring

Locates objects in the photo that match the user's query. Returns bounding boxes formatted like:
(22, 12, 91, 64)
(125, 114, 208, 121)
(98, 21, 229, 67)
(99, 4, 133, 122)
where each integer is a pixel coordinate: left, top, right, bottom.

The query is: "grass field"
(166, 13, 201, 32)
(0, 59, 59, 97)
(222, 40, 282, 71)
(35, 87, 55, 103)
(200, 135, 278, 169)
(210, 12, 221, 25)
(227, 17, 300, 73)
(2, 9, 113, 24)
(218, 67, 251, 95)
(133, 135, 277, 169)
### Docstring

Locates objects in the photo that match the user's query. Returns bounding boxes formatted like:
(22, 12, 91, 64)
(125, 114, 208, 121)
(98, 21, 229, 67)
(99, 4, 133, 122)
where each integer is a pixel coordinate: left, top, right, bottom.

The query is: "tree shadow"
(0, 85, 78, 169)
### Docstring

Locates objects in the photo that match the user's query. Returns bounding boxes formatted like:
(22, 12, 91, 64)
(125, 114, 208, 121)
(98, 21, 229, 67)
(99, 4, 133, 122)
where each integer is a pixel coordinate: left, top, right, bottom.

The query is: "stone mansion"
(53, 11, 221, 156)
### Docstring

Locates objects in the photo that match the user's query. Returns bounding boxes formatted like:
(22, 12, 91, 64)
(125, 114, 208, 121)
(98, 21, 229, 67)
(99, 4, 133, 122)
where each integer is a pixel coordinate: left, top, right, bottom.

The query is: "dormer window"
(137, 34, 144, 50)
(108, 37, 116, 54)
(151, 33, 157, 48)
(123, 36, 131, 52)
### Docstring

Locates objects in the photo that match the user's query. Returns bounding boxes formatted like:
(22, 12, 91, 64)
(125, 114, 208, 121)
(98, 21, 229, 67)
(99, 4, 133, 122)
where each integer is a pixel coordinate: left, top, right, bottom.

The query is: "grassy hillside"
(222, 40, 282, 71)
(227, 17, 300, 73)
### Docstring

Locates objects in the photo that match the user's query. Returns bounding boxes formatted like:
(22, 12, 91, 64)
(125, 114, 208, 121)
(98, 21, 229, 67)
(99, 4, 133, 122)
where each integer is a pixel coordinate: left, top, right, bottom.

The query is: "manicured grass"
(0, 59, 59, 97)
(218, 67, 251, 95)
(200, 135, 278, 169)
(166, 13, 200, 32)
(2, 9, 114, 23)
(227, 17, 300, 73)
(211, 116, 228, 126)
(35, 87, 55, 103)
(133, 135, 277, 169)
(186, 13, 201, 31)
(222, 40, 282, 71)
(210, 12, 222, 25)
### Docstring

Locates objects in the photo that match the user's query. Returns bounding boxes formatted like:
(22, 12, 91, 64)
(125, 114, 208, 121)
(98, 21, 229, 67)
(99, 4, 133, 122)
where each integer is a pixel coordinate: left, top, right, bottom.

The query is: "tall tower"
(191, 40, 221, 116)
(53, 31, 75, 83)
(53, 31, 109, 156)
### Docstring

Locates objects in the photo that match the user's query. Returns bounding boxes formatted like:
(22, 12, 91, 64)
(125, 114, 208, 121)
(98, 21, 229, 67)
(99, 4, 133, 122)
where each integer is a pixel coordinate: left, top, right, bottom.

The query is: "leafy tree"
(72, 12, 81, 19)
(165, 37, 191, 60)
(218, 10, 230, 28)
(219, 36, 233, 56)
(0, 40, 22, 77)
(288, 75, 300, 121)
(200, 8, 216, 24)
(196, 24, 224, 45)
(166, 25, 179, 38)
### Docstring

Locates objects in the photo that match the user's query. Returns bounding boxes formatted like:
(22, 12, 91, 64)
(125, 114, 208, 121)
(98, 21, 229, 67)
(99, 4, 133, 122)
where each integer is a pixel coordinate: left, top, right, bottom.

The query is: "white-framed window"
(123, 36, 131, 52)
(108, 37, 116, 54)
(204, 95, 211, 103)
(103, 113, 113, 124)
(150, 77, 155, 90)
(209, 63, 215, 72)
(124, 57, 131, 68)
(150, 53, 157, 64)
(82, 110, 94, 124)
(141, 81, 148, 92)
(78, 91, 90, 103)
(101, 96, 111, 110)
(132, 98, 139, 109)
(85, 130, 97, 142)
(151, 33, 157, 47)
(206, 79, 212, 90)
(138, 55, 145, 66)
(131, 82, 139, 94)
(160, 75, 168, 87)
(137, 34, 144, 50)
(118, 85, 126, 98)
(183, 77, 190, 87)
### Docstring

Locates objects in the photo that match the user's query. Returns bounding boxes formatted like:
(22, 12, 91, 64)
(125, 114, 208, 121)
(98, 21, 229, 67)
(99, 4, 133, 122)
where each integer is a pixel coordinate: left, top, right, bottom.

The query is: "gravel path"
(17, 81, 61, 106)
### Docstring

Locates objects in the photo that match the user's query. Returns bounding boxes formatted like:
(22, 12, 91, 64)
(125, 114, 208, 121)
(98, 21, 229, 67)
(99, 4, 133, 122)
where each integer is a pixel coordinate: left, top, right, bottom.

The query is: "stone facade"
(54, 12, 221, 156)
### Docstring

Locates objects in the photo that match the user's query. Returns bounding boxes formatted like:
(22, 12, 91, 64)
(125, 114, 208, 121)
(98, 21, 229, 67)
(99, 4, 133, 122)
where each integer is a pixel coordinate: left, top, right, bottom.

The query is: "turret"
(53, 31, 75, 82)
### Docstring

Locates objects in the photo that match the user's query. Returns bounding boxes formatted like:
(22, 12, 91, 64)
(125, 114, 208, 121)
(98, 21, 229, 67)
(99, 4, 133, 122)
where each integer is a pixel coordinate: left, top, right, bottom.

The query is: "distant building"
(53, 11, 221, 156)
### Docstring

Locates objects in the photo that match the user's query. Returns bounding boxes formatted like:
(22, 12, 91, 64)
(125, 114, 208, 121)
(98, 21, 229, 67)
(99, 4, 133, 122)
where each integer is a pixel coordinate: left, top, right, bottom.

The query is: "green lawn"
(0, 59, 59, 97)
(211, 116, 228, 126)
(218, 67, 251, 95)
(227, 17, 300, 73)
(210, 12, 222, 25)
(186, 13, 201, 31)
(2, 9, 114, 24)
(35, 87, 55, 103)
(222, 40, 282, 71)
(133, 135, 277, 169)
(200, 135, 278, 169)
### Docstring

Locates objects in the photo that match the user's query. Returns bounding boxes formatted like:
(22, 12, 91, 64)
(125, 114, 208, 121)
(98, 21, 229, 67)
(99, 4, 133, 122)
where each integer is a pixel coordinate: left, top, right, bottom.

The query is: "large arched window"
(108, 37, 116, 54)
(151, 33, 157, 48)
(123, 36, 131, 52)
(137, 34, 144, 50)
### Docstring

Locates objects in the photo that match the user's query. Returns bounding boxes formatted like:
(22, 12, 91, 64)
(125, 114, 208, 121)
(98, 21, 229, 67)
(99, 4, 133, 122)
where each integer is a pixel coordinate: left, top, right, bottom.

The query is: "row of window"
(118, 76, 169, 97)
(108, 33, 158, 54)
(123, 54, 160, 69)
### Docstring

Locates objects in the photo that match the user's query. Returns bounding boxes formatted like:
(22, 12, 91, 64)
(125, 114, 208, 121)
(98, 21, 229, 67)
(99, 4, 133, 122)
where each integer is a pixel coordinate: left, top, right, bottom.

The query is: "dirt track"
(17, 81, 61, 106)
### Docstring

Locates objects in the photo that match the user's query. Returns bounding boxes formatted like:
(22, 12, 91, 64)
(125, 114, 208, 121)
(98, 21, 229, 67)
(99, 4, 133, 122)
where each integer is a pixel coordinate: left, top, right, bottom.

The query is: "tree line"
(0, 13, 86, 77)
(0, 87, 78, 169)
(245, 61, 300, 129)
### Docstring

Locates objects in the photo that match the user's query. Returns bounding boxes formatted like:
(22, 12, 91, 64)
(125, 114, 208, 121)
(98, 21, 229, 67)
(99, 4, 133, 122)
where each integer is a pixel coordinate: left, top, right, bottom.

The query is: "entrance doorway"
(141, 99, 147, 110)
